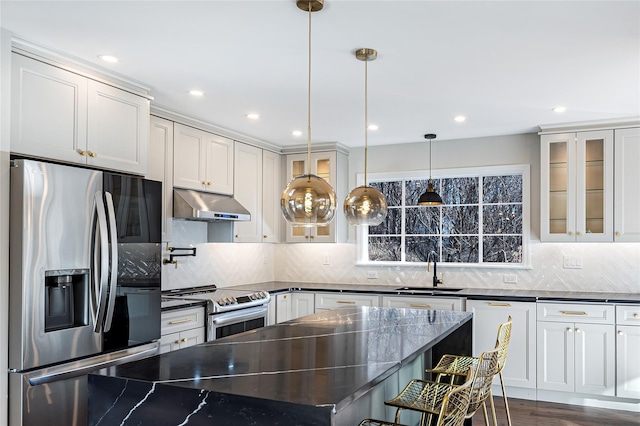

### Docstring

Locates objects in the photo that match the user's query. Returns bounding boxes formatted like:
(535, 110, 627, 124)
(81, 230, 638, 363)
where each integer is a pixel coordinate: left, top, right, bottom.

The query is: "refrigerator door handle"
(93, 191, 110, 333)
(26, 342, 159, 386)
(103, 192, 119, 332)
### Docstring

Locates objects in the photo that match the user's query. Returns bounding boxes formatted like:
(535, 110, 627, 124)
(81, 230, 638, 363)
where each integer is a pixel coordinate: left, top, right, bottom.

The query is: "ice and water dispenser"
(44, 270, 89, 332)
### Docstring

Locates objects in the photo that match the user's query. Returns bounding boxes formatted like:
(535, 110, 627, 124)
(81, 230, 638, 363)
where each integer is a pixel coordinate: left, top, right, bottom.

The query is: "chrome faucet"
(427, 250, 442, 288)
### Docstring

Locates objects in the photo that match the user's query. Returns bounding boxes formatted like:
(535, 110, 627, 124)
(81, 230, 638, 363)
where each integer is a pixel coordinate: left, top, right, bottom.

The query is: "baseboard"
(536, 390, 640, 413)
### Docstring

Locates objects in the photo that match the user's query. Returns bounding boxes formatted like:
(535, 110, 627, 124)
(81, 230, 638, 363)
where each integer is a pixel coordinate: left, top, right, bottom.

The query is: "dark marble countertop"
(89, 307, 472, 425)
(225, 281, 640, 303)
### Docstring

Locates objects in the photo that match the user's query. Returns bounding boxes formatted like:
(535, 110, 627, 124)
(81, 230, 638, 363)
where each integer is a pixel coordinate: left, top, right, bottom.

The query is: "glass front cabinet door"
(284, 151, 338, 243)
(541, 130, 613, 242)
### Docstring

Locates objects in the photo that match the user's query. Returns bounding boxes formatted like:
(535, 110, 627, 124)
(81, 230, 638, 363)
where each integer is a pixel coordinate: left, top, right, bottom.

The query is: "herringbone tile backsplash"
(163, 221, 640, 293)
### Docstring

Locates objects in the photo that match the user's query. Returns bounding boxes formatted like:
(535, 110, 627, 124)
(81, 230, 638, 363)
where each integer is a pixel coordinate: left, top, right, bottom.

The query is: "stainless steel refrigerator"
(9, 159, 162, 426)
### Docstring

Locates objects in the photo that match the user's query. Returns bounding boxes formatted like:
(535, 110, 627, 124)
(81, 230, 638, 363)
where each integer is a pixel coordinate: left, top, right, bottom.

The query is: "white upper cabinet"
(613, 127, 640, 242)
(11, 53, 149, 175)
(283, 149, 348, 243)
(541, 130, 614, 242)
(173, 123, 233, 195)
(147, 115, 174, 242)
(233, 142, 263, 242)
(233, 142, 281, 243)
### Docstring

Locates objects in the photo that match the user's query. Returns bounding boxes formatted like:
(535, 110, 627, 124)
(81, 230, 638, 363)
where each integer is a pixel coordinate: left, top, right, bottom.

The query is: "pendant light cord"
(364, 56, 368, 187)
(306, 2, 312, 177)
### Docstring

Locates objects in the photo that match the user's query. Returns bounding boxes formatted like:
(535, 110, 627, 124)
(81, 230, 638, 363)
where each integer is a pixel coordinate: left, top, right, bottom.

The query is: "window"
(357, 165, 529, 267)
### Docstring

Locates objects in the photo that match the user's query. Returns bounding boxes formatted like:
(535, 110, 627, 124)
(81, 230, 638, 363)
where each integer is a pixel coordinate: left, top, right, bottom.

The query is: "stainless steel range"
(163, 285, 270, 341)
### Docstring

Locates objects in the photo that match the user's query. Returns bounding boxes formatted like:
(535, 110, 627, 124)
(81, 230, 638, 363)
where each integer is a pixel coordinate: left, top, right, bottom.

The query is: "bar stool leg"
(499, 371, 512, 426)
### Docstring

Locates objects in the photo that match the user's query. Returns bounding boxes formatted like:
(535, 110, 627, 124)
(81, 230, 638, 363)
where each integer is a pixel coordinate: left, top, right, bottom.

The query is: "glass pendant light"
(281, 0, 337, 227)
(418, 133, 443, 205)
(344, 48, 388, 226)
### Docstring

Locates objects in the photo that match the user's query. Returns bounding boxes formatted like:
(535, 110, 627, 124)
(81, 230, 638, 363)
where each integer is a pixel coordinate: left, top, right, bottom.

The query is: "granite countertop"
(226, 281, 640, 303)
(89, 307, 472, 425)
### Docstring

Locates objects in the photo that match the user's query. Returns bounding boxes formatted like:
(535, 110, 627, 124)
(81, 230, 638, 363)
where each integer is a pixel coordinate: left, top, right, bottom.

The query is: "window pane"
(368, 236, 401, 261)
(405, 179, 440, 205)
(483, 205, 523, 234)
(483, 175, 523, 203)
(369, 208, 402, 235)
(442, 236, 479, 263)
(370, 181, 403, 206)
(441, 177, 479, 204)
(483, 236, 523, 263)
(442, 206, 479, 234)
(406, 237, 439, 262)
(406, 207, 440, 234)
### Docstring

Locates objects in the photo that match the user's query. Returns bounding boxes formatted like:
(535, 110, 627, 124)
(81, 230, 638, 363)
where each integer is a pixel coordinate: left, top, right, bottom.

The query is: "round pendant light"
(344, 48, 388, 226)
(281, 0, 337, 227)
(418, 133, 443, 205)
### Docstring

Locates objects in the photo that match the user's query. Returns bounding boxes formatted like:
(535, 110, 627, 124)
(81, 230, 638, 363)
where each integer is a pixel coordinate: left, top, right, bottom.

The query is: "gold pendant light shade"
(344, 185, 387, 225)
(281, 0, 337, 227)
(344, 48, 388, 226)
(281, 174, 336, 227)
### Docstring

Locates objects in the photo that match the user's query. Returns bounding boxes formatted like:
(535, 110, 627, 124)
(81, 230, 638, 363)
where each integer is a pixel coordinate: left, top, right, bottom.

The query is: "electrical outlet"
(563, 255, 583, 269)
(323, 255, 330, 265)
(367, 271, 378, 279)
(503, 274, 517, 284)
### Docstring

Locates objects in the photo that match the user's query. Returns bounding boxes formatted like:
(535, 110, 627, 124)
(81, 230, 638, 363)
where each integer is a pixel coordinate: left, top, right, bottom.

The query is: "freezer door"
(9, 342, 159, 426)
(9, 160, 103, 370)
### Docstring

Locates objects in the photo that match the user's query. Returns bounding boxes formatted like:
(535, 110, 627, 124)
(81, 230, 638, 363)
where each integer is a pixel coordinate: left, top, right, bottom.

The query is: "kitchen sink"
(395, 286, 463, 293)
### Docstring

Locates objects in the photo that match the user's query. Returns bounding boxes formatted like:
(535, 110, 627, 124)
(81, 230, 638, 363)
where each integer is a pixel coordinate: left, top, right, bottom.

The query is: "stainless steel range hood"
(173, 188, 251, 221)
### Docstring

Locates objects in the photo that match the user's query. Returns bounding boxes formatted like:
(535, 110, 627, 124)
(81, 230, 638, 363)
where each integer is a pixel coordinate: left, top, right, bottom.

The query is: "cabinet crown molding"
(538, 117, 640, 135)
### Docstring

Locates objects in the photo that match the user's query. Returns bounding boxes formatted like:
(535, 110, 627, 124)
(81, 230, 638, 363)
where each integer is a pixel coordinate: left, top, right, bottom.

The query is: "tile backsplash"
(163, 221, 640, 293)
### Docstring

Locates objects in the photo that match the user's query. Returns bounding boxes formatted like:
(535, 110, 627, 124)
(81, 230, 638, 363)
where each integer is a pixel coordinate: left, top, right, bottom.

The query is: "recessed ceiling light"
(246, 113, 260, 120)
(367, 124, 379, 131)
(189, 90, 204, 97)
(454, 115, 466, 123)
(292, 130, 303, 137)
(553, 106, 567, 113)
(98, 55, 118, 63)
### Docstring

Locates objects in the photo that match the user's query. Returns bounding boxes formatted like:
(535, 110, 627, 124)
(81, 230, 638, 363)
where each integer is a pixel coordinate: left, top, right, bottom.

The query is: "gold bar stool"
(359, 371, 473, 426)
(385, 349, 499, 426)
(427, 316, 513, 426)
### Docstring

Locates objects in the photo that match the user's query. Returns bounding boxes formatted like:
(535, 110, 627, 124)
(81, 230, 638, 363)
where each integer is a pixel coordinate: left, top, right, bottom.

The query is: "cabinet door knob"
(634, 313, 639, 318)
(235, 235, 239, 238)
(174, 340, 180, 344)
(263, 235, 268, 238)
(567, 328, 573, 332)
(181, 337, 188, 343)
(202, 181, 206, 185)
(206, 181, 212, 186)
(616, 232, 621, 237)
(569, 232, 574, 237)
(576, 232, 582, 237)
(618, 331, 624, 336)
(78, 150, 88, 156)
(310, 235, 315, 239)
(576, 328, 581, 333)
(88, 151, 97, 157)
(305, 236, 309, 239)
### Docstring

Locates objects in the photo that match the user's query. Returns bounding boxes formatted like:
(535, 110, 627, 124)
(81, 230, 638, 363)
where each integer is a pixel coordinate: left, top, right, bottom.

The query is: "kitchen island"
(88, 306, 472, 426)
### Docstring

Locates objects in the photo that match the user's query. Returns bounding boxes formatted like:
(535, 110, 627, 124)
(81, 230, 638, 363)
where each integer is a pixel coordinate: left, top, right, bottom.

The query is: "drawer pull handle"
(410, 304, 432, 308)
(181, 338, 188, 343)
(336, 301, 356, 304)
(561, 311, 588, 316)
(488, 302, 511, 307)
(168, 318, 192, 325)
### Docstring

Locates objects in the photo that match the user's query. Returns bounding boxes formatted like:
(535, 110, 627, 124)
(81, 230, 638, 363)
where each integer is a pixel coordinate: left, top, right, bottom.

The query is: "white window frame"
(356, 164, 531, 269)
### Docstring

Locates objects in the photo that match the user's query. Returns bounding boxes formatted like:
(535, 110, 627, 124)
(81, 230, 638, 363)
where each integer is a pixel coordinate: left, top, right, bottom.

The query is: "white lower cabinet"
(381, 295, 463, 311)
(616, 304, 640, 399)
(276, 292, 314, 323)
(315, 292, 380, 312)
(160, 306, 206, 354)
(466, 299, 537, 391)
(536, 303, 615, 396)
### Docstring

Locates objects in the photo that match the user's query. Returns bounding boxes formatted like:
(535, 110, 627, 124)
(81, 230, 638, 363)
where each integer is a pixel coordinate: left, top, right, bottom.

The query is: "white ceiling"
(2, 1, 639, 148)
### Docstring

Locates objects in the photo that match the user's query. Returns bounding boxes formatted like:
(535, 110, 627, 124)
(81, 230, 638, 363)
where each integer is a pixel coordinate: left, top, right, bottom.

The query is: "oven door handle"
(211, 306, 268, 326)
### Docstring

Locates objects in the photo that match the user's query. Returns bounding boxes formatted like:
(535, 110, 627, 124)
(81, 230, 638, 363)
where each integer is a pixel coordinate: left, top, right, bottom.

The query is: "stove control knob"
(231, 297, 238, 304)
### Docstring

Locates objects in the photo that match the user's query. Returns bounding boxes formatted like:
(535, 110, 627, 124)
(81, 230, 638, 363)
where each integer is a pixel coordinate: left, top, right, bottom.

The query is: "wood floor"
(472, 397, 640, 426)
